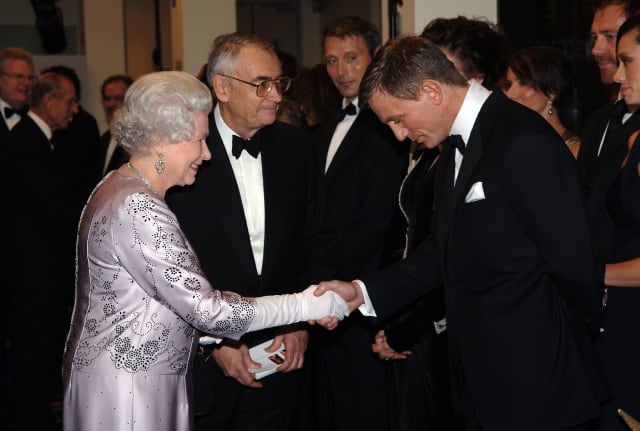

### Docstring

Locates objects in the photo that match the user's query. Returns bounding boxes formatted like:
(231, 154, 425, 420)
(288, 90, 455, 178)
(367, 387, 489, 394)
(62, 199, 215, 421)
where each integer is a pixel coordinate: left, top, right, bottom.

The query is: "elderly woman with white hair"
(62, 71, 347, 431)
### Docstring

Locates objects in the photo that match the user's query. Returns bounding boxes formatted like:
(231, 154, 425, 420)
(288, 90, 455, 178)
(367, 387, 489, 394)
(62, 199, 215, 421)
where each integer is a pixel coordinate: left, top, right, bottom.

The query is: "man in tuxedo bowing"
(167, 33, 331, 431)
(5, 71, 79, 429)
(308, 16, 408, 431)
(317, 36, 603, 431)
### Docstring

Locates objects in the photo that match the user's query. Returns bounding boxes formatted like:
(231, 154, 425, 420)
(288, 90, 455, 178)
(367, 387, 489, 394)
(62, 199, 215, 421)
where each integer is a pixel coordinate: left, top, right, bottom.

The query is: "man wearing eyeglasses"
(307, 16, 409, 431)
(167, 33, 332, 431)
(0, 47, 35, 143)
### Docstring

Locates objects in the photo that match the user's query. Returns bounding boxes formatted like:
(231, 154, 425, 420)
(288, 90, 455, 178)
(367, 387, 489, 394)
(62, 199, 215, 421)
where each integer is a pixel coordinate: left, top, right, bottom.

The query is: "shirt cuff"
(353, 280, 377, 317)
(199, 336, 223, 345)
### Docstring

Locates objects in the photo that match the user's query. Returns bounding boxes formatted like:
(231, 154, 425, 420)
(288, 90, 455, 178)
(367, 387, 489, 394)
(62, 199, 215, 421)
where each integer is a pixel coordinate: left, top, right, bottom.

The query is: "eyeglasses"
(1, 72, 37, 83)
(220, 74, 291, 97)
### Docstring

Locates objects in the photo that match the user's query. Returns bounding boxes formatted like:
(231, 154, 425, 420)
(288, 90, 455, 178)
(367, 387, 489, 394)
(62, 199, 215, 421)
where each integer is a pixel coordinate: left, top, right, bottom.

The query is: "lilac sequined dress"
(62, 172, 256, 430)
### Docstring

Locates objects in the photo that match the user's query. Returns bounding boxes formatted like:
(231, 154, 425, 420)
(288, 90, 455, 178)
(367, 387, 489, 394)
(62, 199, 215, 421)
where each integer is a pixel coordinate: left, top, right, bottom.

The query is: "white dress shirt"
(596, 100, 634, 157)
(214, 104, 266, 274)
(449, 80, 491, 184)
(102, 135, 119, 175)
(1, 98, 23, 131)
(325, 97, 360, 172)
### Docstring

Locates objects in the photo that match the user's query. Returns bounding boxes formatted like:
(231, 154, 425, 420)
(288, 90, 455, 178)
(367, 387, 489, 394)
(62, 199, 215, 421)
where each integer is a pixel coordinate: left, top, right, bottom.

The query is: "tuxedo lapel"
(599, 112, 640, 160)
(207, 128, 258, 276)
(258, 129, 287, 283)
(314, 118, 338, 172)
(443, 92, 503, 232)
(324, 114, 364, 183)
(449, 127, 483, 213)
(0, 116, 9, 144)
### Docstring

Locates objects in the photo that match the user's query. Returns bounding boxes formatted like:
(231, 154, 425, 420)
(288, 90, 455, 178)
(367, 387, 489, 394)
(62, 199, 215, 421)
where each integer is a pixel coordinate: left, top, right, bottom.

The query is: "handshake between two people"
(247, 280, 367, 333)
(309, 280, 366, 330)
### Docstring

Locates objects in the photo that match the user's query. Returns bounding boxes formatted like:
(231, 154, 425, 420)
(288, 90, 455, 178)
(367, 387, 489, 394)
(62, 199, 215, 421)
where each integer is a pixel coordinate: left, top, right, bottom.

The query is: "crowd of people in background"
(2, 0, 640, 429)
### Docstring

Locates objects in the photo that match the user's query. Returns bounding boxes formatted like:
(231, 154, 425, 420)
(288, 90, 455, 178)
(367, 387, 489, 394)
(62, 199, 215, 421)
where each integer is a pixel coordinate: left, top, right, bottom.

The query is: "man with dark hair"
(317, 36, 603, 431)
(0, 47, 35, 142)
(4, 71, 79, 429)
(591, 0, 640, 86)
(308, 15, 408, 431)
(168, 32, 331, 431)
(99, 74, 133, 175)
(420, 16, 508, 90)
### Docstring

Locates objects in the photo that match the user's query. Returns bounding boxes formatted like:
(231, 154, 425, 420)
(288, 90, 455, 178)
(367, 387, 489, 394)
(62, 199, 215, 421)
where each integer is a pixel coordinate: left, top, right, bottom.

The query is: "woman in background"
(597, 15, 640, 430)
(290, 64, 342, 129)
(502, 45, 581, 157)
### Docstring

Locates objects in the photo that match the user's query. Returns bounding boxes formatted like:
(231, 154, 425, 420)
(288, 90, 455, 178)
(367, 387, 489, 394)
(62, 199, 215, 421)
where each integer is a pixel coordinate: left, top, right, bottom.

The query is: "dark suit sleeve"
(361, 234, 443, 319)
(503, 130, 600, 319)
(576, 102, 611, 185)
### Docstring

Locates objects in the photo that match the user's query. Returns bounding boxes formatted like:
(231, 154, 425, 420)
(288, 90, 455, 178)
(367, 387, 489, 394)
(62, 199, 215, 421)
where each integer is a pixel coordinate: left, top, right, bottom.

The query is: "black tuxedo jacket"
(363, 92, 603, 430)
(4, 115, 76, 425)
(0, 115, 9, 145)
(167, 118, 332, 413)
(312, 108, 408, 279)
(578, 102, 640, 266)
(54, 105, 101, 216)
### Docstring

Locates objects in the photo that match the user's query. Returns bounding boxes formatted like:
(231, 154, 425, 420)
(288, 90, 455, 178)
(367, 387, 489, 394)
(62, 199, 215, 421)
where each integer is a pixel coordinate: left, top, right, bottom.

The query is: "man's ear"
(420, 80, 442, 105)
(212, 75, 231, 103)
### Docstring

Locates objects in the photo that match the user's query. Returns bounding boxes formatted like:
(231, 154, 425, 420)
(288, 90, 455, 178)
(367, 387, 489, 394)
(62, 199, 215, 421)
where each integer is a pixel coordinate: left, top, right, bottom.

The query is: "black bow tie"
(444, 134, 466, 154)
(232, 134, 261, 159)
(335, 103, 357, 122)
(4, 106, 24, 118)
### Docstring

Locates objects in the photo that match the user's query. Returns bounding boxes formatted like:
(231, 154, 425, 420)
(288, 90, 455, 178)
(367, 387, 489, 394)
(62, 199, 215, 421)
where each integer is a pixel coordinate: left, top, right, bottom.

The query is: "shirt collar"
(27, 110, 52, 140)
(214, 104, 239, 157)
(343, 96, 360, 115)
(450, 79, 491, 145)
(1, 98, 19, 121)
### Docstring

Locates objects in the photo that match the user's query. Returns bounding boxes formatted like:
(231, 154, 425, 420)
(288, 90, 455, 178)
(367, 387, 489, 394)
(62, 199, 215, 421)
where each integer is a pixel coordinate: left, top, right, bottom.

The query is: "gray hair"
(0, 47, 34, 72)
(30, 72, 70, 108)
(112, 71, 212, 155)
(206, 32, 275, 85)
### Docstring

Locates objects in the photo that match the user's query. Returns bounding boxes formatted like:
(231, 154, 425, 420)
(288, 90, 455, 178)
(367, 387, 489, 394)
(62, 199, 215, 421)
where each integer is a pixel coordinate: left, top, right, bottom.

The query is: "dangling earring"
(155, 153, 165, 174)
(547, 100, 554, 115)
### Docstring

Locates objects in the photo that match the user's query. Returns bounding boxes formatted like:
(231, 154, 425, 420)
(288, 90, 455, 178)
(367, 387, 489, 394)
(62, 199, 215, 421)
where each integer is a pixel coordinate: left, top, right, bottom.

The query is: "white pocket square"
(465, 181, 485, 203)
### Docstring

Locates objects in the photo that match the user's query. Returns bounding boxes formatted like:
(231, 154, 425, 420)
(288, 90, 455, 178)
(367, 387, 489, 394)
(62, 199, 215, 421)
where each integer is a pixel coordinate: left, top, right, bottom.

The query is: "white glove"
(247, 285, 349, 332)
